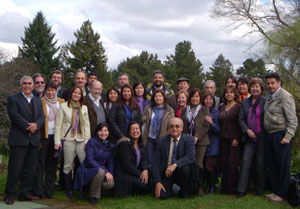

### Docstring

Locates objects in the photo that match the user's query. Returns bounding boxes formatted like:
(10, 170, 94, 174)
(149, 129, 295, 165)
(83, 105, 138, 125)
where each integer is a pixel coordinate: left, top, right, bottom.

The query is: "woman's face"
(129, 123, 141, 140)
(177, 93, 187, 108)
(250, 83, 262, 97)
(226, 78, 236, 88)
(238, 82, 248, 95)
(97, 126, 109, 141)
(108, 89, 118, 102)
(46, 88, 57, 99)
(154, 92, 164, 106)
(204, 95, 214, 108)
(225, 89, 235, 102)
(135, 84, 144, 97)
(72, 88, 82, 102)
(122, 87, 132, 100)
(191, 92, 201, 105)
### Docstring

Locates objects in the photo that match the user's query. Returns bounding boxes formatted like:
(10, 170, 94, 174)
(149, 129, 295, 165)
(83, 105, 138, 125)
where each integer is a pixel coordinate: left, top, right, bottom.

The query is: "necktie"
(172, 139, 178, 163)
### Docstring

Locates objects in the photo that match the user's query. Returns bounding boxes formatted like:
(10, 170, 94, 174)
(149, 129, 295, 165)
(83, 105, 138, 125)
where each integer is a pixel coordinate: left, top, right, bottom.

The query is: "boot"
(209, 171, 217, 194)
(198, 168, 204, 196)
(64, 172, 73, 199)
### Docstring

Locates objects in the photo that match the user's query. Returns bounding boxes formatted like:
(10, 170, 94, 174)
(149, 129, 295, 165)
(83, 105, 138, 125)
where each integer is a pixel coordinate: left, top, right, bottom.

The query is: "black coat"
(108, 104, 142, 144)
(7, 92, 45, 147)
(113, 139, 148, 197)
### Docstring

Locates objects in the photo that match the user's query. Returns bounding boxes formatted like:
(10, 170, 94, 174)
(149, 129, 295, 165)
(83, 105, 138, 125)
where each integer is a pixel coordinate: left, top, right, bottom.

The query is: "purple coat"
(205, 107, 221, 157)
(74, 136, 115, 199)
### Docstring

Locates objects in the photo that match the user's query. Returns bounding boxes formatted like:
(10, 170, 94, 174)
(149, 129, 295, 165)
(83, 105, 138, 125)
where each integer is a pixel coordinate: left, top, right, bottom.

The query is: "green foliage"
(66, 20, 112, 89)
(236, 58, 269, 80)
(165, 40, 204, 90)
(19, 11, 60, 79)
(205, 54, 233, 97)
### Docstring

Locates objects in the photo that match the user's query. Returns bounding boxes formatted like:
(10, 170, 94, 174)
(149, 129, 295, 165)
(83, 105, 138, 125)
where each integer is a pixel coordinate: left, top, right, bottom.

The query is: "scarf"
(136, 97, 144, 114)
(150, 105, 165, 139)
(238, 93, 249, 103)
(185, 104, 202, 135)
(44, 95, 58, 121)
(70, 100, 84, 137)
(247, 95, 262, 142)
(124, 104, 132, 131)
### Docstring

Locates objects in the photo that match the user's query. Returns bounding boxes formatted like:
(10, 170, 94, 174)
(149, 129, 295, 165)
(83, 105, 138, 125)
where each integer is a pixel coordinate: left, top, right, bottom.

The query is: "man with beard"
(146, 70, 174, 99)
(50, 70, 67, 99)
(33, 73, 46, 98)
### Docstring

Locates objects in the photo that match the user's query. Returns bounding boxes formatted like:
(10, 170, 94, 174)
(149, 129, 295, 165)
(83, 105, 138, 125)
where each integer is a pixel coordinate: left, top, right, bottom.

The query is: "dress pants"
(63, 140, 85, 174)
(195, 145, 207, 168)
(264, 131, 291, 198)
(33, 135, 57, 196)
(89, 168, 115, 198)
(5, 144, 39, 198)
(146, 137, 156, 170)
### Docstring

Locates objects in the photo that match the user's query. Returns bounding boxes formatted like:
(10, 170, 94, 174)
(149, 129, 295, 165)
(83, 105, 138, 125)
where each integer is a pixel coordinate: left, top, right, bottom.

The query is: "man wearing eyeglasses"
(152, 117, 195, 199)
(5, 75, 44, 205)
(33, 73, 46, 98)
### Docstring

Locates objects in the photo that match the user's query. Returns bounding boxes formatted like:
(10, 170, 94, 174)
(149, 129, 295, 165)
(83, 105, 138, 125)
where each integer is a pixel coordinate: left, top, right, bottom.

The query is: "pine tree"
(67, 20, 112, 88)
(165, 40, 204, 89)
(236, 58, 269, 80)
(206, 54, 233, 96)
(19, 11, 60, 78)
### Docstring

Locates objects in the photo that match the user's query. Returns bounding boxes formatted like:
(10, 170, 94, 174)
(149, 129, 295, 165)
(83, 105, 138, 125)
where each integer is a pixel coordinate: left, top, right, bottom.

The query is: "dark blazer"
(181, 106, 211, 145)
(83, 95, 106, 136)
(113, 138, 148, 197)
(7, 92, 45, 147)
(109, 104, 142, 144)
(238, 96, 265, 143)
(57, 86, 68, 99)
(152, 134, 195, 184)
(167, 95, 177, 111)
(206, 107, 221, 156)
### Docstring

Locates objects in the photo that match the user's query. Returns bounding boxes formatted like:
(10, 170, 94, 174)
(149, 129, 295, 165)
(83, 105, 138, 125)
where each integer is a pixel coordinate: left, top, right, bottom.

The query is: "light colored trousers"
(63, 140, 85, 174)
(89, 168, 115, 198)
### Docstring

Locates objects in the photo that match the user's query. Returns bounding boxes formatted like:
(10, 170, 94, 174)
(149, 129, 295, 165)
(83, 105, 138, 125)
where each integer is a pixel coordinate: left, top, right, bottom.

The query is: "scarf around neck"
(150, 105, 165, 139)
(186, 104, 202, 135)
(70, 100, 84, 137)
(44, 95, 58, 121)
(247, 95, 262, 141)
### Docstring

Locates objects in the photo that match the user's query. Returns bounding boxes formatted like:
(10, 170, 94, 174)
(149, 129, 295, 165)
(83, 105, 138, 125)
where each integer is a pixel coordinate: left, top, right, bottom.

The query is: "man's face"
(34, 76, 45, 94)
(168, 118, 183, 138)
(51, 73, 62, 86)
(75, 72, 87, 88)
(21, 78, 33, 95)
(90, 82, 102, 99)
(153, 73, 164, 87)
(177, 81, 189, 91)
(204, 82, 216, 95)
(118, 75, 129, 87)
(87, 75, 97, 87)
(266, 78, 281, 94)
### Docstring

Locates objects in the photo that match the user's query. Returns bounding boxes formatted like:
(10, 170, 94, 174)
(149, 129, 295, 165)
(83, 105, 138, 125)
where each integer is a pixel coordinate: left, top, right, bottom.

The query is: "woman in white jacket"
(54, 86, 90, 199)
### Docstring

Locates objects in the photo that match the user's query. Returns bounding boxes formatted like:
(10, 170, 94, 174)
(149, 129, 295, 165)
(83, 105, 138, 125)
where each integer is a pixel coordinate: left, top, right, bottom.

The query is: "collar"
(88, 93, 101, 102)
(270, 87, 281, 98)
(171, 135, 181, 142)
(21, 92, 33, 99)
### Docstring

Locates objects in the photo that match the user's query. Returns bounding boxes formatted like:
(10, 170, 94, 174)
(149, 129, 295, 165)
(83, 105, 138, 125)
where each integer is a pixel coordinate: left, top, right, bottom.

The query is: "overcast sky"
(0, 0, 262, 71)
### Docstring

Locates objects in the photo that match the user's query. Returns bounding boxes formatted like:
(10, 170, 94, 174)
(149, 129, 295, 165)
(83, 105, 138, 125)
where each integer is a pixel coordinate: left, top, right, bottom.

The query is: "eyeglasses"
(35, 81, 45, 84)
(169, 124, 181, 129)
(22, 82, 32, 85)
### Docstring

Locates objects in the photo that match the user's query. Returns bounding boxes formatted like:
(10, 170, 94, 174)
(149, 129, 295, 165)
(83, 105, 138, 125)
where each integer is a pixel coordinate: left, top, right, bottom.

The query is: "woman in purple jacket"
(74, 123, 115, 204)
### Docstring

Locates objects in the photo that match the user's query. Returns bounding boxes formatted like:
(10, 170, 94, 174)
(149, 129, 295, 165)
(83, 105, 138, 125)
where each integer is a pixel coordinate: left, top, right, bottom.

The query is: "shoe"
(264, 193, 276, 199)
(210, 186, 217, 194)
(44, 193, 53, 199)
(5, 197, 14, 205)
(205, 187, 211, 195)
(88, 196, 97, 205)
(66, 190, 73, 199)
(236, 192, 246, 198)
(18, 194, 40, 201)
(269, 194, 284, 202)
(198, 188, 204, 196)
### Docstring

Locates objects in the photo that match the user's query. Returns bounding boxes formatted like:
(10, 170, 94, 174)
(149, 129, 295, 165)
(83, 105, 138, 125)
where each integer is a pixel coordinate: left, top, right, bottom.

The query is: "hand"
(54, 144, 62, 150)
(105, 172, 114, 183)
(280, 138, 290, 144)
(165, 164, 176, 177)
(205, 116, 213, 124)
(27, 123, 38, 133)
(232, 139, 239, 147)
(246, 129, 256, 140)
(155, 182, 166, 199)
(140, 170, 148, 184)
(194, 136, 198, 144)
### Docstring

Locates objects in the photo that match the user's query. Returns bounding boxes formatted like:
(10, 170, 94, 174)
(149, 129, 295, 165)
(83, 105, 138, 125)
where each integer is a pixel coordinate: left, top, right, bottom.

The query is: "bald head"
(168, 117, 184, 138)
(90, 80, 103, 99)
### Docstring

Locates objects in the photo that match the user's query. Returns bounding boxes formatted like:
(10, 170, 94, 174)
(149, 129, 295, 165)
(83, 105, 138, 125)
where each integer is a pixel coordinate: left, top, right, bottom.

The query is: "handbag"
(53, 125, 72, 159)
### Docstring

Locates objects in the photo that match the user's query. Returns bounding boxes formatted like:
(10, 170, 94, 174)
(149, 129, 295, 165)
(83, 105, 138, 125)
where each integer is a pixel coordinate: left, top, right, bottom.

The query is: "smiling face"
(154, 92, 164, 106)
(108, 89, 119, 102)
(71, 88, 82, 102)
(226, 78, 236, 88)
(34, 76, 45, 94)
(191, 92, 201, 105)
(177, 81, 189, 91)
(87, 75, 97, 86)
(135, 84, 144, 97)
(266, 78, 281, 94)
(46, 87, 57, 99)
(90, 81, 102, 99)
(51, 73, 62, 86)
(238, 82, 248, 95)
(97, 126, 109, 141)
(225, 89, 235, 102)
(177, 92, 187, 108)
(168, 118, 183, 138)
(204, 95, 214, 108)
(153, 73, 164, 87)
(129, 123, 141, 140)
(250, 83, 262, 97)
(122, 87, 132, 101)
(21, 78, 33, 96)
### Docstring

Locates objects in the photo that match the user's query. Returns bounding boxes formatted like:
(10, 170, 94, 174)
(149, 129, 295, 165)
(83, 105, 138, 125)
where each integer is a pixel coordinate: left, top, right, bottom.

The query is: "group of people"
(4, 69, 298, 205)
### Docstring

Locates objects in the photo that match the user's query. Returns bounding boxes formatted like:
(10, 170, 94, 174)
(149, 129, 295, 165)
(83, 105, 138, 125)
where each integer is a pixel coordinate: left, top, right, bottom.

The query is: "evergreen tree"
(236, 58, 269, 80)
(206, 54, 233, 96)
(19, 11, 60, 78)
(165, 40, 204, 90)
(67, 20, 112, 88)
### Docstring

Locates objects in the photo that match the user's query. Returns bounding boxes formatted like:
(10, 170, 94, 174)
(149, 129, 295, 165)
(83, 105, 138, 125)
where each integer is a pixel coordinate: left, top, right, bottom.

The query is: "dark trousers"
(238, 136, 265, 193)
(33, 135, 57, 196)
(159, 165, 191, 199)
(265, 131, 291, 198)
(5, 145, 39, 198)
(146, 137, 156, 170)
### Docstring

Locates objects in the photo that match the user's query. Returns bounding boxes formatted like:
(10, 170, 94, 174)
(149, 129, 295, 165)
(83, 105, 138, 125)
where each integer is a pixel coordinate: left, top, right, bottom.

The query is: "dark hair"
(133, 81, 147, 99)
(187, 88, 201, 105)
(202, 93, 216, 109)
(88, 72, 98, 79)
(33, 73, 46, 83)
(225, 75, 238, 87)
(221, 86, 239, 104)
(50, 70, 64, 80)
(127, 121, 143, 148)
(248, 77, 264, 94)
(150, 89, 168, 108)
(237, 76, 249, 86)
(106, 86, 120, 103)
(95, 123, 111, 147)
(118, 73, 129, 79)
(265, 72, 281, 82)
(118, 84, 139, 110)
(67, 86, 84, 107)
(152, 70, 165, 78)
(45, 80, 58, 90)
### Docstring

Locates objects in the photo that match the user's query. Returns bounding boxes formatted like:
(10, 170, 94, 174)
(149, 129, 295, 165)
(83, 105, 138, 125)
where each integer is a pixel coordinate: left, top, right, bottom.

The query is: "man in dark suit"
(5, 75, 45, 205)
(153, 117, 195, 199)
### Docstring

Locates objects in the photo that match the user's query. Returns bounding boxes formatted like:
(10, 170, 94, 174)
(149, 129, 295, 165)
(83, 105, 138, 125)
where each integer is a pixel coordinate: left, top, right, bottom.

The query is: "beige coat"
(54, 102, 91, 145)
(142, 104, 174, 145)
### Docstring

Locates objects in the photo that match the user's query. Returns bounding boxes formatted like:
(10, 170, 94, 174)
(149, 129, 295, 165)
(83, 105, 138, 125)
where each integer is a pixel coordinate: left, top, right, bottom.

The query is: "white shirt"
(21, 92, 33, 103)
(88, 93, 101, 107)
(47, 102, 60, 135)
